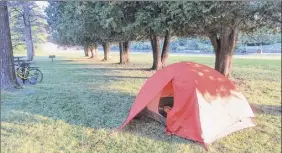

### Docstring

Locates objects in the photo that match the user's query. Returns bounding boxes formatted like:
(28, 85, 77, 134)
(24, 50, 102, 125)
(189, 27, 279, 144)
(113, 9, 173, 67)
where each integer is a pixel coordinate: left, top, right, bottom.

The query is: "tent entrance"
(158, 97, 174, 118)
(136, 96, 174, 125)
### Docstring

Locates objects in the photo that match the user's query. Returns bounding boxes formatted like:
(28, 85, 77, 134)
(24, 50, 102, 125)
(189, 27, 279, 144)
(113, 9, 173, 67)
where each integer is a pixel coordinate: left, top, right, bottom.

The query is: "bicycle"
(15, 61, 43, 85)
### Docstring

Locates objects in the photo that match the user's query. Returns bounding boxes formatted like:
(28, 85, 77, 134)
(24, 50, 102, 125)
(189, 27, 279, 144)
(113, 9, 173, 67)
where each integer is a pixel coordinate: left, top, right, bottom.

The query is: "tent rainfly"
(119, 62, 255, 148)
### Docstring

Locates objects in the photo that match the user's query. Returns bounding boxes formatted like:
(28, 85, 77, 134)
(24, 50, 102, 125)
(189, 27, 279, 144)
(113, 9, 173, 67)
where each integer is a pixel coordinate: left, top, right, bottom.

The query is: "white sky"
(35, 1, 49, 9)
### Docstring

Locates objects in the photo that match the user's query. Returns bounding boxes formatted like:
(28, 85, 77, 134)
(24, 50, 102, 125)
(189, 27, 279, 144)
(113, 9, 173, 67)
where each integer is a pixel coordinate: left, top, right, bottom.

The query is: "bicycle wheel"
(29, 69, 43, 83)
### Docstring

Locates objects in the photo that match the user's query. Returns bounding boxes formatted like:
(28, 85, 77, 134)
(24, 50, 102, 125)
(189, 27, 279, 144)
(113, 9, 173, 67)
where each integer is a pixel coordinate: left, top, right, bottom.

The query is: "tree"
(80, 2, 112, 60)
(83, 43, 89, 56)
(94, 1, 172, 67)
(102, 42, 110, 61)
(22, 2, 34, 61)
(8, 2, 47, 60)
(129, 2, 175, 70)
(97, 2, 139, 63)
(0, 1, 19, 90)
(170, 1, 281, 77)
(119, 41, 130, 64)
(161, 30, 171, 67)
(45, 2, 85, 47)
(45, 1, 280, 73)
(237, 33, 249, 52)
(46, 2, 110, 60)
(150, 35, 162, 70)
(248, 28, 277, 46)
(89, 43, 98, 59)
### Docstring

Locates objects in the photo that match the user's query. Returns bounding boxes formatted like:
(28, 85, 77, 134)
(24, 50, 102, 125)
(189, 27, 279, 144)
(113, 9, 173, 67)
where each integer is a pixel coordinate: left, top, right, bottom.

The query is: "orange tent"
(119, 62, 255, 146)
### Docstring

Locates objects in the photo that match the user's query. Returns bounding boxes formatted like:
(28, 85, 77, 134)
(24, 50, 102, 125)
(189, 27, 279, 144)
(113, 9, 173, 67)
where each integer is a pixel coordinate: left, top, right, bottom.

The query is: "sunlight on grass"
(1, 53, 281, 153)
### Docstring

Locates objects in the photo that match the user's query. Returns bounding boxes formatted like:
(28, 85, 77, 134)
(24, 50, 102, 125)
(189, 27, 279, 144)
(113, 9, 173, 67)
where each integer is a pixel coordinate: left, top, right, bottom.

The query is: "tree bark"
(208, 27, 238, 77)
(161, 31, 171, 67)
(93, 43, 98, 58)
(124, 41, 130, 63)
(102, 42, 110, 61)
(150, 34, 156, 54)
(89, 43, 94, 58)
(23, 2, 34, 61)
(119, 42, 124, 63)
(0, 1, 20, 90)
(84, 43, 89, 56)
(150, 34, 162, 70)
(119, 41, 130, 64)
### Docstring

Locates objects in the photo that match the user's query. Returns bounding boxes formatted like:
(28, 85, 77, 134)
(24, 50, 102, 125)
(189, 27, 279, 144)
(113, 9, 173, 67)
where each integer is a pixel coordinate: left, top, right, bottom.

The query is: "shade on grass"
(1, 53, 281, 153)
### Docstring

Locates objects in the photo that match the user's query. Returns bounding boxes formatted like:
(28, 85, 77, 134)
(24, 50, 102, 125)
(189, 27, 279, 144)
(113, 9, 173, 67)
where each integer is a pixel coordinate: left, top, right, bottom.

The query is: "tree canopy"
(46, 1, 281, 76)
(8, 1, 47, 58)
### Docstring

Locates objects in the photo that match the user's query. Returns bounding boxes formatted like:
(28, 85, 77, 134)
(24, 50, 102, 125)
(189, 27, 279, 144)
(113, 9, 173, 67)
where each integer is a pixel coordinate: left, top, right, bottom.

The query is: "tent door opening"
(158, 97, 174, 118)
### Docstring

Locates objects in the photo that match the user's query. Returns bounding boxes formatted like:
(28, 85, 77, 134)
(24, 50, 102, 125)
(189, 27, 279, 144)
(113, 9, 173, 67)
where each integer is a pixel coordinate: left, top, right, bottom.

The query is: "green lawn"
(1, 52, 281, 153)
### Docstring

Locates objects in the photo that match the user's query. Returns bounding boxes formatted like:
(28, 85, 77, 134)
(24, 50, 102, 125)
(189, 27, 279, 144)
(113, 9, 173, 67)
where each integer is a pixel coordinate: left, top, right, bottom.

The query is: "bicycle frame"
(15, 61, 42, 84)
(16, 66, 29, 80)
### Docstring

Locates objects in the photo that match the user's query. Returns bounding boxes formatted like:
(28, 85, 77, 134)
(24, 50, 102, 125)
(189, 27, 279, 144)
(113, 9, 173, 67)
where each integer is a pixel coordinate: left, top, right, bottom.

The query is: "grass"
(1, 52, 281, 153)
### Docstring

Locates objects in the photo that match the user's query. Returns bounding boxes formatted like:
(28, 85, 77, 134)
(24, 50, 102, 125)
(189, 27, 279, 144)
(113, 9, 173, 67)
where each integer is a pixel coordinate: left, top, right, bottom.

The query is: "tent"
(119, 62, 255, 146)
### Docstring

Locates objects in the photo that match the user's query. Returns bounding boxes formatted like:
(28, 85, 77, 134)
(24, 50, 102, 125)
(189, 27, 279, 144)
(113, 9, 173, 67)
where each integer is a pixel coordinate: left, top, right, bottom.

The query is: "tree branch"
(9, 6, 23, 15)
(208, 33, 220, 52)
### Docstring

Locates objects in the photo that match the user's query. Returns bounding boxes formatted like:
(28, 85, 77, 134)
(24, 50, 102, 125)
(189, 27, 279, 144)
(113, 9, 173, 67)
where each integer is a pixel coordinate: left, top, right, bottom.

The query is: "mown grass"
(1, 52, 281, 153)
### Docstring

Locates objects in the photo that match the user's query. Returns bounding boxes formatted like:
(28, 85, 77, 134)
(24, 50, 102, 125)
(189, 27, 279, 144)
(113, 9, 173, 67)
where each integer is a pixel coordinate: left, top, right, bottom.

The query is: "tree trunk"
(93, 43, 98, 58)
(84, 43, 89, 56)
(161, 31, 171, 67)
(89, 43, 94, 58)
(0, 1, 20, 90)
(102, 42, 110, 61)
(119, 41, 130, 64)
(150, 34, 162, 70)
(208, 27, 238, 77)
(124, 41, 130, 63)
(150, 34, 156, 54)
(23, 2, 34, 61)
(119, 42, 124, 63)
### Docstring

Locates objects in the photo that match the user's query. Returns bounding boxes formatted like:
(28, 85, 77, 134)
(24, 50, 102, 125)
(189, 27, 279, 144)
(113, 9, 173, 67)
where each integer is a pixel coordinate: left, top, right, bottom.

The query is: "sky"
(35, 1, 49, 9)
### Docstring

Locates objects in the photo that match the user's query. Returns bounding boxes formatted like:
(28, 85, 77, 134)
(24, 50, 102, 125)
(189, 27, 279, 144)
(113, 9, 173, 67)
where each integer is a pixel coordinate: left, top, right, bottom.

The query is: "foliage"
(45, 2, 130, 45)
(45, 1, 281, 74)
(167, 1, 281, 35)
(45, 2, 179, 45)
(45, 2, 82, 45)
(46, 1, 281, 46)
(8, 1, 47, 52)
(240, 27, 281, 46)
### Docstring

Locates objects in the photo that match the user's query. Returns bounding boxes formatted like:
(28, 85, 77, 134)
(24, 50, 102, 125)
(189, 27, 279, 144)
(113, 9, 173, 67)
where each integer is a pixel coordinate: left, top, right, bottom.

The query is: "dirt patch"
(251, 103, 281, 116)
(232, 78, 245, 86)
(231, 77, 251, 89)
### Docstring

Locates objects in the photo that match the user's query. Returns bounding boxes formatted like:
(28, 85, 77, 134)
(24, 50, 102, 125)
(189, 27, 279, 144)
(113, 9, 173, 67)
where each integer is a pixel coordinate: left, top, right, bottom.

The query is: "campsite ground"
(1, 52, 281, 153)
